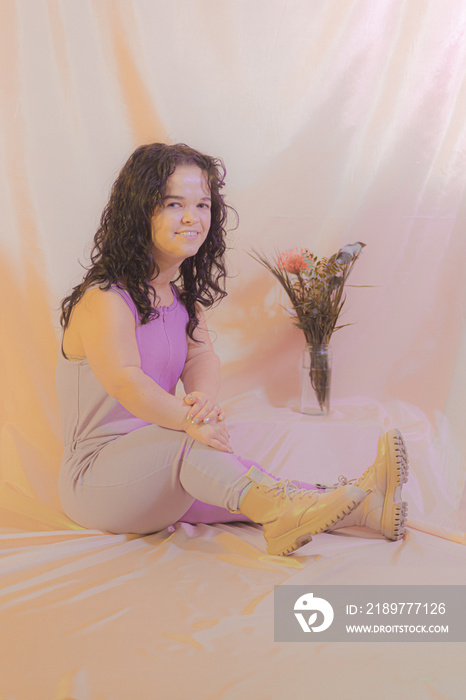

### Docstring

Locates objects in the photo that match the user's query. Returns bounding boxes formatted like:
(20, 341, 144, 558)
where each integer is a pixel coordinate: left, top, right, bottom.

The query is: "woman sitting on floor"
(57, 142, 409, 556)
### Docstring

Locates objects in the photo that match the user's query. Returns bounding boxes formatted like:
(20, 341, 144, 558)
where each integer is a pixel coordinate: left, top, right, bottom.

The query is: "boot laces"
(316, 471, 378, 497)
(264, 479, 316, 501)
(314, 474, 356, 490)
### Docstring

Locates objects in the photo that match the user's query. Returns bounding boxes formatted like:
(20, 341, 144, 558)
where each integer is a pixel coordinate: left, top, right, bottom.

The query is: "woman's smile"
(176, 230, 201, 238)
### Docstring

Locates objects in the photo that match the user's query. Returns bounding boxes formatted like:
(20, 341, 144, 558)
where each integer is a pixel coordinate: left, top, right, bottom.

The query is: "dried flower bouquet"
(250, 242, 365, 411)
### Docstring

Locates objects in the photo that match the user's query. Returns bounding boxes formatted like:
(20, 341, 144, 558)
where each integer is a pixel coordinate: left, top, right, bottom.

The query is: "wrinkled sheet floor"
(1, 525, 465, 700)
(1, 395, 465, 699)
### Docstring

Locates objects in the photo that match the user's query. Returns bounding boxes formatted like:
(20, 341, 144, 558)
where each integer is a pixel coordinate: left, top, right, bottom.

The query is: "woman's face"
(150, 164, 211, 270)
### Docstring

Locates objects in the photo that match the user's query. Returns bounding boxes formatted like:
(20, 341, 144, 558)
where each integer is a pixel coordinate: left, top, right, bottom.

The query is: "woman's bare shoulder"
(72, 286, 135, 325)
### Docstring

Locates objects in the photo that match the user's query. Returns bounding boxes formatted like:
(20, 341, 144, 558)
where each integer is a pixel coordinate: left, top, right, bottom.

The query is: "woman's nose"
(181, 207, 198, 223)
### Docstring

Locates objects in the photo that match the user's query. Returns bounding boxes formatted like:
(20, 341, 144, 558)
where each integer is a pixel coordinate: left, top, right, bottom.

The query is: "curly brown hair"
(60, 143, 237, 339)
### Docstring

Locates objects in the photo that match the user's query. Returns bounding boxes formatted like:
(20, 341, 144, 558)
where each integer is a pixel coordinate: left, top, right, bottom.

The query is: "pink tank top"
(56, 286, 189, 452)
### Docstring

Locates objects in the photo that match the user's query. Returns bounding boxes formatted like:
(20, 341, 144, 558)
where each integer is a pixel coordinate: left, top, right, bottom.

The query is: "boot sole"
(266, 491, 367, 556)
(381, 429, 409, 540)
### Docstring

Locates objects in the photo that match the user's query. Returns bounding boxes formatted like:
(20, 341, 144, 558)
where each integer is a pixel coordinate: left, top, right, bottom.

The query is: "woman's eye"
(198, 203, 211, 209)
(167, 202, 181, 208)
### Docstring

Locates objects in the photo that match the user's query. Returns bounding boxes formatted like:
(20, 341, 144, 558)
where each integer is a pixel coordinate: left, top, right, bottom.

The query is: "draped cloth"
(0, 2, 465, 698)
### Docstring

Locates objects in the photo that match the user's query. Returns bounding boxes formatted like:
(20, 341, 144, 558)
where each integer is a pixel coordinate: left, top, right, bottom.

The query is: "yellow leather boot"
(234, 467, 368, 556)
(325, 429, 409, 540)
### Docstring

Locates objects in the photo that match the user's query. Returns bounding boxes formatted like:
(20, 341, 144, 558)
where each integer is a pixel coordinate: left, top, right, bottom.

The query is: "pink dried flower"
(278, 248, 311, 274)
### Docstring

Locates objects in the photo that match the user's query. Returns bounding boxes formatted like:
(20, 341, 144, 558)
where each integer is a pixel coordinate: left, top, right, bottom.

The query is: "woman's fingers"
(186, 421, 233, 453)
(183, 393, 225, 425)
(201, 406, 222, 424)
(186, 398, 208, 422)
(205, 423, 232, 452)
(189, 402, 222, 425)
(208, 439, 234, 453)
(215, 426, 233, 453)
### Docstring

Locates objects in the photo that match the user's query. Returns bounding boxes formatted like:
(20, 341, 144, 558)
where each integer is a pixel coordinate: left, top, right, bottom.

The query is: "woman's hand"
(183, 391, 225, 425)
(183, 415, 233, 453)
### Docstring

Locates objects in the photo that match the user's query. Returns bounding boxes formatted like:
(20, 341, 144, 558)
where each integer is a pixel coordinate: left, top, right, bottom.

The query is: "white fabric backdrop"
(1, 4, 466, 699)
(0, 0, 465, 514)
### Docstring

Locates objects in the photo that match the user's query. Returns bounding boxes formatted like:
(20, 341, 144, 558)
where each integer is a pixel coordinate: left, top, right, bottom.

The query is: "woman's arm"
(180, 308, 225, 423)
(74, 289, 232, 451)
(181, 307, 221, 398)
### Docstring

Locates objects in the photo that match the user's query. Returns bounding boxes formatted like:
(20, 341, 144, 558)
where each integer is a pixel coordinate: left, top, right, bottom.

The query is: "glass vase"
(300, 344, 332, 416)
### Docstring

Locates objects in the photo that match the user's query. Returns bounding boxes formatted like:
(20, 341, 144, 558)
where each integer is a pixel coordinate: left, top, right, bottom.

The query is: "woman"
(57, 143, 409, 556)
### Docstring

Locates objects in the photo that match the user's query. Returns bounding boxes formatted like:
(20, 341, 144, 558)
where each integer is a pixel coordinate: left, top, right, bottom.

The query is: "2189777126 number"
(365, 602, 446, 614)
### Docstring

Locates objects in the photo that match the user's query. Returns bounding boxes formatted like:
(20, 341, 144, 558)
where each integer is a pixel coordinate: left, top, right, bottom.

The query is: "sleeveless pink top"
(56, 286, 189, 475)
